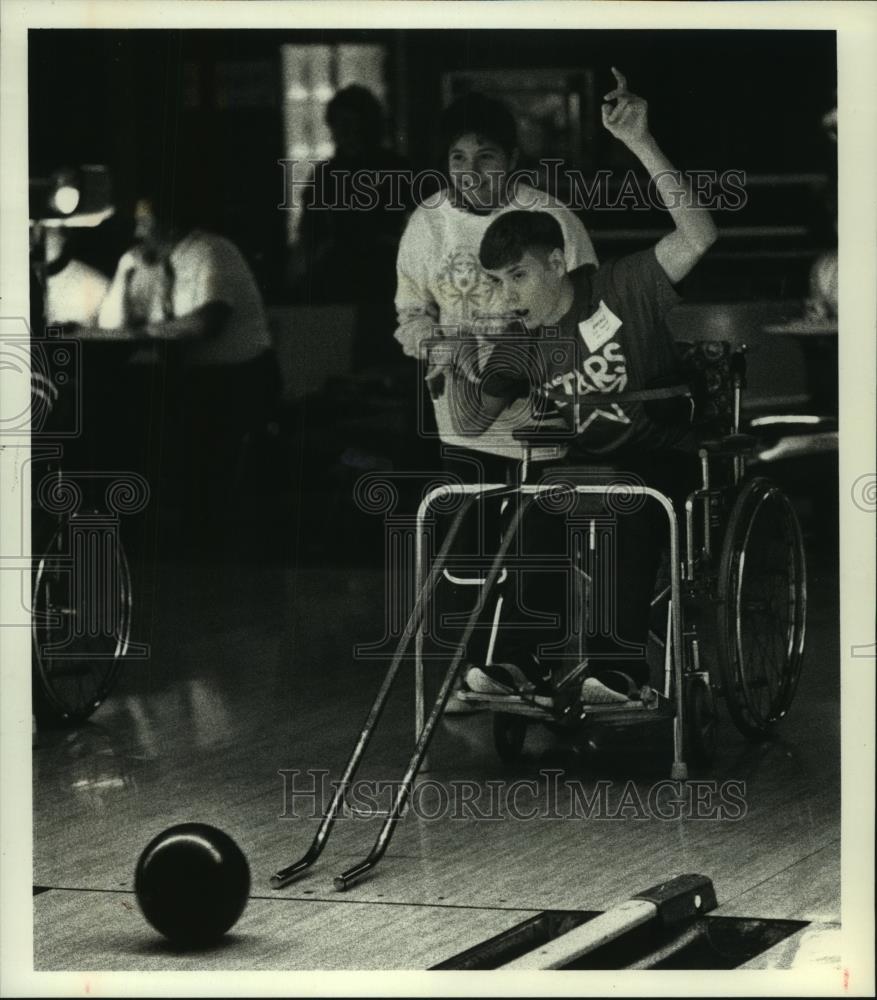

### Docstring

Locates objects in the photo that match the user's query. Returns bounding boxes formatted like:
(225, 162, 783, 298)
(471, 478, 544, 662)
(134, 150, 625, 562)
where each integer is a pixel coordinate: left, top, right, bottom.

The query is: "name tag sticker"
(578, 300, 622, 354)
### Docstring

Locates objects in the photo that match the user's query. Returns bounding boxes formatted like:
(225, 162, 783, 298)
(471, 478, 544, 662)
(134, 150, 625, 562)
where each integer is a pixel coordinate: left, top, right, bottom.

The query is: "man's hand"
(601, 68, 650, 149)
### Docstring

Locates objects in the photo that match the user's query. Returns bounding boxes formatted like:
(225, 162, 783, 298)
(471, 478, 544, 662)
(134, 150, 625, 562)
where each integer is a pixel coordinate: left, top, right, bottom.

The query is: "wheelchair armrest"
(698, 433, 757, 456)
(748, 414, 838, 434)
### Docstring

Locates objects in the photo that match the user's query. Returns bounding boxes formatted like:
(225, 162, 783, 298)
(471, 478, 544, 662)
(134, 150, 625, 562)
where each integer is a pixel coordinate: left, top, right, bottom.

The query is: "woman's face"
(447, 132, 517, 211)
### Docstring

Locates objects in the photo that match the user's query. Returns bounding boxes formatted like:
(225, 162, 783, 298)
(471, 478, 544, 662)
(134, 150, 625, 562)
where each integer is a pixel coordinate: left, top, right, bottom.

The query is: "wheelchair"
(31, 489, 135, 726)
(271, 337, 807, 892)
(30, 369, 137, 728)
(27, 218, 140, 727)
(444, 338, 808, 771)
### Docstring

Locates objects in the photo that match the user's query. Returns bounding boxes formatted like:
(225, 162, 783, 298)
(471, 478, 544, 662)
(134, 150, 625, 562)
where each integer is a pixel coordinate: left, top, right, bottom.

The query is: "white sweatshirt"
(394, 184, 597, 456)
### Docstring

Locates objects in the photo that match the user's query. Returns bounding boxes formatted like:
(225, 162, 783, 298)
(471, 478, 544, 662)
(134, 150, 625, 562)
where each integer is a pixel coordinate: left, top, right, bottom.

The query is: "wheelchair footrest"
(456, 686, 675, 726)
(579, 687, 674, 726)
(456, 690, 556, 719)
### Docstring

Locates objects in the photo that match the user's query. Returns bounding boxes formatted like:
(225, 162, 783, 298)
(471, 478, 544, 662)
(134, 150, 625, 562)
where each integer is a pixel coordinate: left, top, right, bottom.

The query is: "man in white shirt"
(35, 225, 110, 328)
(90, 196, 279, 552)
(97, 198, 273, 364)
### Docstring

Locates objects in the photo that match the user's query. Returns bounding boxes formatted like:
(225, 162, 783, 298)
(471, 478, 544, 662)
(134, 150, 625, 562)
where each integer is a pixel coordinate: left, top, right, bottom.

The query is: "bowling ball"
(135, 823, 250, 946)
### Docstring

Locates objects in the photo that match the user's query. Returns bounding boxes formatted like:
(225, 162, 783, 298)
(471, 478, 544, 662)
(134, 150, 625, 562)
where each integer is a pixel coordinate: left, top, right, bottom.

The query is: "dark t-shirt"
(532, 249, 691, 456)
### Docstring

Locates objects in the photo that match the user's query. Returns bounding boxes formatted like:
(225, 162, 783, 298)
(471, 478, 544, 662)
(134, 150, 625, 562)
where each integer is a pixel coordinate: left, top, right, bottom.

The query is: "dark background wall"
(29, 29, 836, 302)
(398, 29, 836, 171)
(26, 27, 839, 566)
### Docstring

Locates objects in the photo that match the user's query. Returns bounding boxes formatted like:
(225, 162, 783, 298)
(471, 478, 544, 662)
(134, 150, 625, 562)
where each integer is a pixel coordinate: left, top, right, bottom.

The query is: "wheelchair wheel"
(717, 478, 806, 738)
(493, 713, 527, 764)
(32, 515, 132, 726)
(683, 675, 718, 766)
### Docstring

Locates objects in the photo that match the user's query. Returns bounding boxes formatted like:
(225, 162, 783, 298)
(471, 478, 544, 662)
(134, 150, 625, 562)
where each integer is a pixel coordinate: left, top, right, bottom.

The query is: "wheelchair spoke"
(33, 517, 132, 725)
(718, 478, 807, 737)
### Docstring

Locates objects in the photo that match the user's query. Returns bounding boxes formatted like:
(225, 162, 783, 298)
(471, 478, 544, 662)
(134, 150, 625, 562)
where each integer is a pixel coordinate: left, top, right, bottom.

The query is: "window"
(281, 44, 386, 244)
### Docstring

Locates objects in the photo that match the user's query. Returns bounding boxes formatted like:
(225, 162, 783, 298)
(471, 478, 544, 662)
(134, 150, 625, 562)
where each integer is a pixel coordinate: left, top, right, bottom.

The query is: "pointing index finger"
(611, 66, 628, 91)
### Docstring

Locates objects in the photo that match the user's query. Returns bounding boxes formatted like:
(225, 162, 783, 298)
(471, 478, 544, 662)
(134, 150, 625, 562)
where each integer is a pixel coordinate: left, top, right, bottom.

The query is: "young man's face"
(448, 132, 516, 211)
(484, 248, 570, 328)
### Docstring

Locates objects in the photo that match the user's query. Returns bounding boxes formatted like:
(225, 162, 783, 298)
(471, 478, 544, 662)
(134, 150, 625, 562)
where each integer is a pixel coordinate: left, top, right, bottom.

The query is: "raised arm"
(602, 67, 718, 283)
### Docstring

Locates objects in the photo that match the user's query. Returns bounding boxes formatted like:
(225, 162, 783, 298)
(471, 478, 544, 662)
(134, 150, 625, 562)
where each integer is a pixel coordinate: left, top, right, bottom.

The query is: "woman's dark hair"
(479, 210, 565, 270)
(439, 92, 518, 156)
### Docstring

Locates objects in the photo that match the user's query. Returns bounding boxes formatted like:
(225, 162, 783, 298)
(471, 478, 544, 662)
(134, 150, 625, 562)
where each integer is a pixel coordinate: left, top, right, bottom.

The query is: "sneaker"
(465, 662, 544, 696)
(580, 676, 631, 705)
(602, 670, 641, 698)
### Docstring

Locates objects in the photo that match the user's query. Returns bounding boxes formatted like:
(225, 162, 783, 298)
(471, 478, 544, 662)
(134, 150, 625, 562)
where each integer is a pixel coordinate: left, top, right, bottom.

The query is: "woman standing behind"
(393, 93, 597, 707)
(395, 95, 596, 401)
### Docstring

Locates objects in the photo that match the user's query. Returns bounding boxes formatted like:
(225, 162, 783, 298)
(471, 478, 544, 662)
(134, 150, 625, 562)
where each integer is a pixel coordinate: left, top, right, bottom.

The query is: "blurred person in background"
(806, 102, 837, 323)
(84, 189, 280, 553)
(297, 85, 411, 368)
(32, 224, 110, 329)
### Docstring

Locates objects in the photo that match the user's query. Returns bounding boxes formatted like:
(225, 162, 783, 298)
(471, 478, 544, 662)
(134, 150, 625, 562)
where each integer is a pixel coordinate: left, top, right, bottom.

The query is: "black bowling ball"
(135, 823, 250, 947)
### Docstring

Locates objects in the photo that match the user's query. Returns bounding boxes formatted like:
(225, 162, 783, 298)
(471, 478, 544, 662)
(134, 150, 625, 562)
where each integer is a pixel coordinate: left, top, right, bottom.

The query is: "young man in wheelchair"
(460, 68, 718, 705)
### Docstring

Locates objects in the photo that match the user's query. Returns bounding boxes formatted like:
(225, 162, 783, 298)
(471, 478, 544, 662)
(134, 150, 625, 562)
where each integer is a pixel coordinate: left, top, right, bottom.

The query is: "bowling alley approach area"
(30, 537, 843, 973)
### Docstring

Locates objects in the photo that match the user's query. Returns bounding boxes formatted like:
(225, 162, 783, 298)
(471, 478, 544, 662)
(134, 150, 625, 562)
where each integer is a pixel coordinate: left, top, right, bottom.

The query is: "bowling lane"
(713, 843, 841, 923)
(34, 890, 536, 970)
(32, 549, 840, 968)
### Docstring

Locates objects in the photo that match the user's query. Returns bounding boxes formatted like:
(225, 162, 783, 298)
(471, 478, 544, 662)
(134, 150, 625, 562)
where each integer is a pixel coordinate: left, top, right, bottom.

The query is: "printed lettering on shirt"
(581, 353, 627, 393)
(576, 401, 630, 433)
(542, 315, 631, 434)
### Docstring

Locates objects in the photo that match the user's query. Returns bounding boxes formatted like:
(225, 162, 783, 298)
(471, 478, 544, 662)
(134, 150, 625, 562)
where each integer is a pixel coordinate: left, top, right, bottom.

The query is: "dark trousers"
(435, 449, 583, 674)
(435, 447, 696, 687)
(436, 449, 516, 665)
(548, 450, 697, 686)
(175, 351, 281, 547)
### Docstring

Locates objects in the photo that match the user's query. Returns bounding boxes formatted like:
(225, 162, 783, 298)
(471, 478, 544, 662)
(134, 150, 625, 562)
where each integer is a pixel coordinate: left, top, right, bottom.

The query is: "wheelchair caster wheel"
(493, 713, 527, 764)
(684, 676, 718, 766)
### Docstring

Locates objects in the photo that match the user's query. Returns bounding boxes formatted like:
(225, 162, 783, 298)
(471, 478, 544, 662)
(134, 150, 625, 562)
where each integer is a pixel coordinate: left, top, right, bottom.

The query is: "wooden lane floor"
(32, 552, 840, 970)
(34, 892, 541, 971)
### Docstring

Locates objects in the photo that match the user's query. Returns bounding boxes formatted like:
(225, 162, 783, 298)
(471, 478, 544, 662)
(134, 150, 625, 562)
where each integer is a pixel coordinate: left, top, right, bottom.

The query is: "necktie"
(161, 258, 176, 320)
